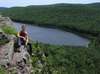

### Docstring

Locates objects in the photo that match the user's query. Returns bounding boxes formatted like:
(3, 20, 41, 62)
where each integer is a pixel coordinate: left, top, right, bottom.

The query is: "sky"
(0, 0, 100, 7)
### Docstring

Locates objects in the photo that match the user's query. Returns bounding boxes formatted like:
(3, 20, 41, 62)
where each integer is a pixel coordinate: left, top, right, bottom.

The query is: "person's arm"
(17, 32, 26, 40)
(17, 32, 20, 37)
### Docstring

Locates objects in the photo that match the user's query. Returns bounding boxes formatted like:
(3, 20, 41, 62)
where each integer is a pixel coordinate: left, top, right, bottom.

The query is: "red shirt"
(19, 31, 27, 38)
(19, 31, 27, 45)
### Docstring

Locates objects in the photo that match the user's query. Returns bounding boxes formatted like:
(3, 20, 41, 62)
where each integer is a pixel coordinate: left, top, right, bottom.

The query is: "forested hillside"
(1, 3, 100, 36)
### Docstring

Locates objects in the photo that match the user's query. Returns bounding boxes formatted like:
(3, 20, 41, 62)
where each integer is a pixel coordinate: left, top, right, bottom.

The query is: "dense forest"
(1, 3, 100, 36)
(0, 3, 100, 74)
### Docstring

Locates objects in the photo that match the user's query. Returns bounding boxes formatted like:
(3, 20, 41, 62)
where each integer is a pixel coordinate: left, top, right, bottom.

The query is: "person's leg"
(14, 37, 21, 52)
(18, 37, 21, 46)
(27, 43, 32, 56)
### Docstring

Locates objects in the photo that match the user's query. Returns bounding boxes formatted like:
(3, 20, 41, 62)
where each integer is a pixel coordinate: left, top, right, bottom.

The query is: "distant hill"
(83, 3, 100, 8)
(26, 3, 100, 7)
(88, 3, 100, 6)
(0, 3, 100, 9)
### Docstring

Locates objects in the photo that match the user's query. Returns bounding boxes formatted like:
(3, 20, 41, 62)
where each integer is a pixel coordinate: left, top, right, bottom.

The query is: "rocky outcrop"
(0, 15, 33, 73)
(0, 15, 15, 65)
(0, 15, 13, 27)
(0, 31, 14, 66)
(0, 38, 14, 66)
(0, 32, 33, 74)
(10, 46, 32, 74)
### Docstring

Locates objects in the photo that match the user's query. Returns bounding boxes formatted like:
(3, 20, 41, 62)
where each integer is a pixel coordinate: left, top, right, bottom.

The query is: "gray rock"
(0, 40, 14, 66)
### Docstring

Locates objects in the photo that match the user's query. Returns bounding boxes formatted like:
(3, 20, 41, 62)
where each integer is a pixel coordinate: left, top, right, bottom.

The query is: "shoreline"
(12, 19, 97, 40)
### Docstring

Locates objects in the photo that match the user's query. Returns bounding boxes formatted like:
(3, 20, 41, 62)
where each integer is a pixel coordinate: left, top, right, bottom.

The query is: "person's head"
(21, 24, 26, 32)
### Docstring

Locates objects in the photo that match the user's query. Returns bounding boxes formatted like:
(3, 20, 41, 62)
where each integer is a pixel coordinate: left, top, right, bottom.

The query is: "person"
(17, 24, 32, 56)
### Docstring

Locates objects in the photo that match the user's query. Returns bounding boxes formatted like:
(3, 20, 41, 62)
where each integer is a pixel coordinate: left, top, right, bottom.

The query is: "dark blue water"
(13, 22, 89, 46)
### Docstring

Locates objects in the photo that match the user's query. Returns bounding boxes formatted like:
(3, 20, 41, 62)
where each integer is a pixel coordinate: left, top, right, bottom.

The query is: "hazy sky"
(0, 0, 100, 7)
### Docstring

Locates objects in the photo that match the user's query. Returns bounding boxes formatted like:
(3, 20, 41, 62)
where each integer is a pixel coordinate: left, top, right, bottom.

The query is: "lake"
(13, 22, 89, 47)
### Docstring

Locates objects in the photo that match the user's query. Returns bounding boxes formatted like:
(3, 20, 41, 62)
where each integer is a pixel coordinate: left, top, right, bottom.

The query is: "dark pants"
(18, 37, 32, 56)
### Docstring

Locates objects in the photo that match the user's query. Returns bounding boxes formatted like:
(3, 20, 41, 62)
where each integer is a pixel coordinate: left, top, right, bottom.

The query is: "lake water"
(13, 22, 89, 47)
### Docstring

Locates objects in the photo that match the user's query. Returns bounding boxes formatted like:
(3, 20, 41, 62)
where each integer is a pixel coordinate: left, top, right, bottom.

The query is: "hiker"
(17, 24, 32, 56)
